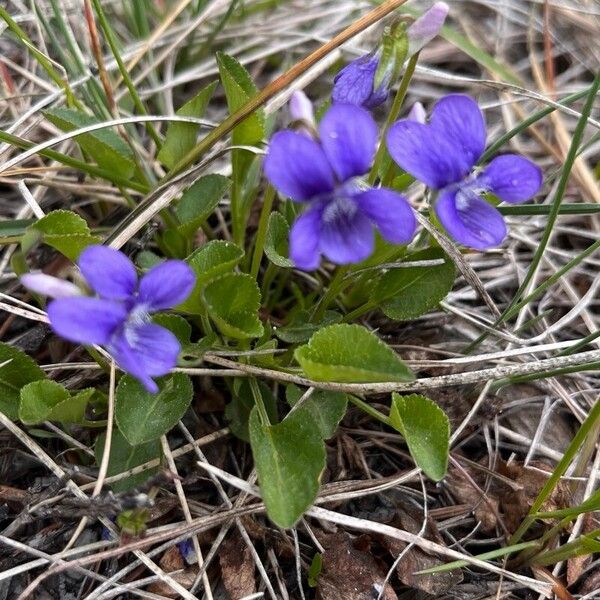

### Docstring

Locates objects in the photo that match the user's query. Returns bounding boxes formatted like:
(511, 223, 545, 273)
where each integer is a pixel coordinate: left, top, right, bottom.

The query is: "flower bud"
(407, 2, 449, 56)
(21, 273, 82, 298)
(332, 52, 389, 109)
(406, 101, 427, 123)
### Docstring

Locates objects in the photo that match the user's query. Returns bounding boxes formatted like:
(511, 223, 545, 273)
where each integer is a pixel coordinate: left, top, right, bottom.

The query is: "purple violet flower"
(332, 2, 449, 109)
(21, 245, 195, 393)
(332, 52, 389, 109)
(264, 102, 416, 270)
(386, 94, 543, 250)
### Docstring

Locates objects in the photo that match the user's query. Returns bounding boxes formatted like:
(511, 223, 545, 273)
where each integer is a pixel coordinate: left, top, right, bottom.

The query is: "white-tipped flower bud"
(407, 2, 449, 56)
(21, 273, 82, 299)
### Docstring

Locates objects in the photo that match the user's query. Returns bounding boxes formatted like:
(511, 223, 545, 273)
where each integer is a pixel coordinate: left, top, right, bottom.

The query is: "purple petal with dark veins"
(434, 186, 507, 250)
(289, 203, 324, 271)
(78, 245, 137, 300)
(387, 94, 486, 189)
(264, 130, 334, 201)
(319, 196, 374, 264)
(138, 260, 195, 311)
(319, 103, 378, 181)
(354, 187, 417, 245)
(332, 53, 389, 109)
(109, 323, 180, 393)
(478, 154, 543, 204)
(47, 297, 127, 345)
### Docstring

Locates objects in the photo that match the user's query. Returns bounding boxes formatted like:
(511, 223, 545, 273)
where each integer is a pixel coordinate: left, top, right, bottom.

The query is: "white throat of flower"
(123, 303, 151, 346)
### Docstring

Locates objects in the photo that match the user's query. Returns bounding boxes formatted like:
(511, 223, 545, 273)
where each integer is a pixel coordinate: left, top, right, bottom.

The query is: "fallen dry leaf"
(219, 534, 256, 599)
(377, 500, 463, 595)
(317, 532, 398, 600)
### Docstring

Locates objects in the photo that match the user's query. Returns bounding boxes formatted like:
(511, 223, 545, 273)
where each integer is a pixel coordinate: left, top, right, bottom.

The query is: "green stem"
(250, 185, 276, 278)
(312, 265, 351, 322)
(368, 53, 419, 184)
(343, 300, 378, 322)
(249, 377, 271, 425)
(347, 395, 391, 426)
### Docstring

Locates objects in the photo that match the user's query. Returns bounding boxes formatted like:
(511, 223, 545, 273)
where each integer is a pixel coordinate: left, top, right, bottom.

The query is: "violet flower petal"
(109, 323, 181, 393)
(289, 203, 324, 271)
(387, 94, 485, 188)
(319, 103, 378, 181)
(47, 297, 127, 345)
(354, 187, 417, 245)
(332, 53, 388, 109)
(78, 245, 137, 300)
(429, 94, 486, 170)
(264, 130, 335, 201)
(21, 273, 82, 299)
(479, 154, 543, 204)
(319, 197, 374, 265)
(435, 187, 507, 250)
(138, 260, 195, 311)
(387, 119, 464, 188)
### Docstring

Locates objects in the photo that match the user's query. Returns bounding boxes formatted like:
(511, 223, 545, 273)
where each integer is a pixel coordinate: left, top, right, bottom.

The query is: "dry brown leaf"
(147, 546, 196, 599)
(317, 532, 398, 600)
(447, 459, 571, 535)
(378, 500, 463, 595)
(219, 535, 256, 599)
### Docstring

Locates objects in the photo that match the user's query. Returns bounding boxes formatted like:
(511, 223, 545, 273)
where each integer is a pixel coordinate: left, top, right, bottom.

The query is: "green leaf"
(19, 380, 92, 424)
(115, 373, 193, 445)
(274, 310, 341, 344)
(176, 174, 231, 237)
(216, 52, 264, 147)
(286, 385, 347, 439)
(0, 343, 46, 419)
(294, 324, 414, 383)
(152, 314, 192, 345)
(389, 393, 450, 481)
(44, 107, 135, 178)
(29, 210, 101, 260)
(178, 240, 244, 314)
(264, 212, 293, 267)
(308, 553, 322, 587)
(370, 248, 456, 321)
(249, 407, 325, 527)
(203, 273, 264, 339)
(95, 429, 161, 493)
(158, 81, 218, 170)
(225, 380, 278, 442)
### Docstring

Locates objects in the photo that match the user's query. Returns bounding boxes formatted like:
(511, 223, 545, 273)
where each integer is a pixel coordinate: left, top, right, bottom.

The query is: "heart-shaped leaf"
(370, 248, 455, 321)
(203, 272, 264, 339)
(295, 324, 414, 383)
(29, 210, 100, 260)
(249, 407, 325, 528)
(45, 108, 135, 178)
(19, 380, 93, 424)
(286, 384, 347, 439)
(95, 429, 161, 493)
(176, 174, 231, 237)
(0, 343, 46, 419)
(115, 373, 193, 445)
(390, 393, 450, 481)
(178, 240, 244, 313)
(264, 212, 293, 267)
(158, 81, 218, 170)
